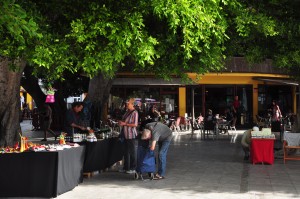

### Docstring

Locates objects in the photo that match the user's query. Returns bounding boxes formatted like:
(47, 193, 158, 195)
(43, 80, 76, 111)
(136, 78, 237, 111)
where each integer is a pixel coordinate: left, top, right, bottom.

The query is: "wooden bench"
(283, 140, 300, 164)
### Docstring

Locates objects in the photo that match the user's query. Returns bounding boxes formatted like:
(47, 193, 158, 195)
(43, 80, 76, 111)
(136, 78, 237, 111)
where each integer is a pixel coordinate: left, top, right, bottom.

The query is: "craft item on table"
(251, 128, 275, 138)
(86, 133, 97, 142)
(14, 142, 19, 150)
(59, 132, 66, 145)
(19, 134, 28, 152)
(45, 87, 56, 103)
(73, 133, 83, 142)
(29, 145, 46, 152)
(261, 128, 272, 136)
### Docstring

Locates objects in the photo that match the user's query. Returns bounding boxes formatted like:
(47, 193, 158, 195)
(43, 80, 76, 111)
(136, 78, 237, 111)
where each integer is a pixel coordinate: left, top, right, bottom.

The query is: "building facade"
(110, 58, 298, 126)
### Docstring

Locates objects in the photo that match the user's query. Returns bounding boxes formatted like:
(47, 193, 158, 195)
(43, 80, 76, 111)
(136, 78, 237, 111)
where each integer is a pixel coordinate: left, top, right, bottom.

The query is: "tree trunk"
(0, 58, 26, 147)
(21, 66, 46, 109)
(21, 66, 67, 131)
(88, 73, 113, 128)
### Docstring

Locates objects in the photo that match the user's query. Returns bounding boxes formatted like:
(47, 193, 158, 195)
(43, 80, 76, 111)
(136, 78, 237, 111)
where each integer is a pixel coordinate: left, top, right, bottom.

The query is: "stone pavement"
(19, 120, 300, 199)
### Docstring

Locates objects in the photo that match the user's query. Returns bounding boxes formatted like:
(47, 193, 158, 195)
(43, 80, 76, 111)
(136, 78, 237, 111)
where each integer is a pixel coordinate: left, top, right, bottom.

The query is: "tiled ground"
(19, 120, 300, 199)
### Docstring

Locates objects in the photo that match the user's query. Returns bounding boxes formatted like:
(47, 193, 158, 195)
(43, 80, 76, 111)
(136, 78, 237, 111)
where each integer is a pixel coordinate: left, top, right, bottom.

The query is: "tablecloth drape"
(251, 138, 275, 165)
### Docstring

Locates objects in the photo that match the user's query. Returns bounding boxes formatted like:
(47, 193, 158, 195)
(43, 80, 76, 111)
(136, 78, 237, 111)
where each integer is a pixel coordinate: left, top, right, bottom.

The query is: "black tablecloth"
(83, 138, 124, 172)
(0, 146, 85, 198)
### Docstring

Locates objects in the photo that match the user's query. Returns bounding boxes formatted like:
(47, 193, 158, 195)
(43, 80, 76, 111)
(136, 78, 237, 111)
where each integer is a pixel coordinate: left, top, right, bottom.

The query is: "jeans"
(158, 140, 171, 177)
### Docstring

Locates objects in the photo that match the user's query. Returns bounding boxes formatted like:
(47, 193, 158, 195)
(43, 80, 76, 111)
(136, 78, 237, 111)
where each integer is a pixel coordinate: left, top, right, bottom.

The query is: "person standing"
(232, 96, 240, 127)
(141, 122, 173, 180)
(269, 100, 282, 122)
(64, 102, 86, 136)
(41, 103, 57, 141)
(118, 98, 139, 174)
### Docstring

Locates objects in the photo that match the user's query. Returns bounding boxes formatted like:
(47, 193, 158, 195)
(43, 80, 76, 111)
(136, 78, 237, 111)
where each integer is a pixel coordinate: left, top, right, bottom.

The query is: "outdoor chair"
(203, 120, 217, 140)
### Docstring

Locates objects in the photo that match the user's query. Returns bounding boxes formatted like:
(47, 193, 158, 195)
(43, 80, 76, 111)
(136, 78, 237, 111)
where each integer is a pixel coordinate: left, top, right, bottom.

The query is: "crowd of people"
(62, 98, 172, 180)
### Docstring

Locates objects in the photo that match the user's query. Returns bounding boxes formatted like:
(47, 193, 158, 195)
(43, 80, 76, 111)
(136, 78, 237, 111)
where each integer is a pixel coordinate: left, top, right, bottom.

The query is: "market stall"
(83, 137, 124, 172)
(0, 145, 85, 198)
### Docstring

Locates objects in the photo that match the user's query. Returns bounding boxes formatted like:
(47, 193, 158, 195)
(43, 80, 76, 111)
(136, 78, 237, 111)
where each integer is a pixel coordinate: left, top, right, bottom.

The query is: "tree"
(0, 0, 282, 146)
(0, 0, 42, 146)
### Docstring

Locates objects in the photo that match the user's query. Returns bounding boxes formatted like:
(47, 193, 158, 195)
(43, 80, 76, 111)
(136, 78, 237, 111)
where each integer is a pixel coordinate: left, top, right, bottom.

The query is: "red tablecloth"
(251, 138, 275, 165)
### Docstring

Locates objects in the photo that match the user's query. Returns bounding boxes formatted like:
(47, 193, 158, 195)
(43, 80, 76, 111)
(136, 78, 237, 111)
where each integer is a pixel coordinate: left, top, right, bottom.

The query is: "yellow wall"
(178, 87, 186, 117)
(26, 94, 33, 110)
(252, 83, 258, 120)
(188, 73, 290, 85)
(186, 72, 294, 122)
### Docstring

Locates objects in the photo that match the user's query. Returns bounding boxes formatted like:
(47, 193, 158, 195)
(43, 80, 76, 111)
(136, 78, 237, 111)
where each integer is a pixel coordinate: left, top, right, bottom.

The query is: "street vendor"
(241, 126, 259, 160)
(64, 102, 86, 136)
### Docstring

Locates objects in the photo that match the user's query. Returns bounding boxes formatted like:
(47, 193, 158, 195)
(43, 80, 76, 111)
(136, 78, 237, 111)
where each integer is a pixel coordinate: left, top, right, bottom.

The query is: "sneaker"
(126, 170, 136, 174)
(153, 174, 165, 180)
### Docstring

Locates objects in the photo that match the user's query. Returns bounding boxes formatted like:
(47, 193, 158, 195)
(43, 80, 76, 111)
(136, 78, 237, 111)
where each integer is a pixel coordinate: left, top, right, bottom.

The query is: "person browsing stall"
(118, 98, 139, 174)
(241, 126, 259, 160)
(142, 122, 173, 180)
(64, 102, 86, 136)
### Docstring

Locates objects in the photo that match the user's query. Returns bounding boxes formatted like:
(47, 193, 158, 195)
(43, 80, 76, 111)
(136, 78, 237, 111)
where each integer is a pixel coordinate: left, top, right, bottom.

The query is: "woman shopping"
(118, 98, 139, 174)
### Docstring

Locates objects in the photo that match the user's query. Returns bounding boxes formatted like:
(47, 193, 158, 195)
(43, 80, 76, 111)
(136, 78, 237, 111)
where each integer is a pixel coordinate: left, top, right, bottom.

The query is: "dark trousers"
(242, 146, 250, 157)
(124, 139, 137, 170)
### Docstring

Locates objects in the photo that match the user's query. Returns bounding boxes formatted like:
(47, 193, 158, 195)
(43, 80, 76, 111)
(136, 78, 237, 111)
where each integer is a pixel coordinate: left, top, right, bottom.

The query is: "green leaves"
(0, 0, 41, 58)
(2, 0, 298, 84)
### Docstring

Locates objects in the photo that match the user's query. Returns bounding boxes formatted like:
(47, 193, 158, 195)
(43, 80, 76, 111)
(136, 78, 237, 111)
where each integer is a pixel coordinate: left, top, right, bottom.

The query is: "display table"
(83, 137, 124, 172)
(251, 138, 275, 165)
(0, 146, 85, 198)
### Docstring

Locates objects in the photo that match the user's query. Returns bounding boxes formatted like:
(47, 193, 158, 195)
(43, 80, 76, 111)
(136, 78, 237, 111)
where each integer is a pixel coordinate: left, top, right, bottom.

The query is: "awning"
(112, 78, 197, 86)
(253, 77, 299, 86)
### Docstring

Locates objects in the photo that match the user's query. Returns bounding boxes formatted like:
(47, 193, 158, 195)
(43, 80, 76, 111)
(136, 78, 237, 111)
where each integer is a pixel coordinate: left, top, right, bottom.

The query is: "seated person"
(64, 102, 86, 136)
(224, 107, 233, 123)
(148, 106, 161, 122)
(241, 126, 259, 160)
(205, 109, 215, 122)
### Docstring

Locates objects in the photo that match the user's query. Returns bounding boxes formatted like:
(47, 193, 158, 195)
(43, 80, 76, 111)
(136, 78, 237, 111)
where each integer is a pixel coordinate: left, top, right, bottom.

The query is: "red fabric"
(251, 138, 275, 165)
(233, 100, 240, 109)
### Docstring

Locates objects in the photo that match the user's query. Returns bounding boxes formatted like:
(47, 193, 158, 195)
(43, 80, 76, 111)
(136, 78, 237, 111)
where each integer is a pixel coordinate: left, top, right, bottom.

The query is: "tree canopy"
(2, 0, 300, 145)
(3, 0, 300, 80)
(1, 0, 283, 82)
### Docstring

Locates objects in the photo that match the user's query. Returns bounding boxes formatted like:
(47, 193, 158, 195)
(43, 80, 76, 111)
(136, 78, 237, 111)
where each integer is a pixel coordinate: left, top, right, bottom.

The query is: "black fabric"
(0, 146, 85, 198)
(108, 138, 125, 166)
(57, 146, 85, 195)
(83, 138, 124, 172)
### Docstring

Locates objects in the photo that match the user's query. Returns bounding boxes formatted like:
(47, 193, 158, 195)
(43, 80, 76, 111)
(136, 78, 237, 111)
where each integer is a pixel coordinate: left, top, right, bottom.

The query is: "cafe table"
(0, 146, 85, 198)
(251, 138, 275, 165)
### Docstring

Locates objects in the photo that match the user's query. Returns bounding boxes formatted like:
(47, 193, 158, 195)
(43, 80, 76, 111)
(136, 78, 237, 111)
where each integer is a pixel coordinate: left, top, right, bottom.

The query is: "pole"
(191, 87, 195, 135)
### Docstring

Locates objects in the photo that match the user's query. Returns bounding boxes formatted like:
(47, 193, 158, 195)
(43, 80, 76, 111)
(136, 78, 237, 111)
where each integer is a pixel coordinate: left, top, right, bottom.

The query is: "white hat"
(252, 126, 259, 131)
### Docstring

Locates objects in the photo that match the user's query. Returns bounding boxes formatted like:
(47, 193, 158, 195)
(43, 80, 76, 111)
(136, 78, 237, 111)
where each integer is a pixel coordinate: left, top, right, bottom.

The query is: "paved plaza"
(19, 120, 300, 199)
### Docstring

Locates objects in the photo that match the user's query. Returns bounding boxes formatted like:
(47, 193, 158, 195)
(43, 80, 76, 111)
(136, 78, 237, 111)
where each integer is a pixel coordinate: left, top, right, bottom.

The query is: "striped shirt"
(122, 110, 138, 139)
